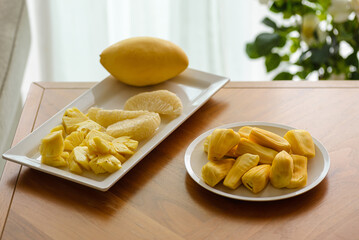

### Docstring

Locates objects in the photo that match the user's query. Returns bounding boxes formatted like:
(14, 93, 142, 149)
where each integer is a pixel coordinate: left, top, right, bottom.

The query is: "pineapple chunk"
(91, 136, 111, 154)
(50, 125, 66, 138)
(40, 131, 64, 158)
(83, 130, 114, 147)
(89, 157, 108, 174)
(61, 151, 70, 161)
(42, 155, 67, 167)
(112, 136, 138, 156)
(96, 154, 122, 173)
(64, 130, 87, 152)
(70, 146, 91, 171)
(68, 158, 83, 174)
(62, 107, 88, 134)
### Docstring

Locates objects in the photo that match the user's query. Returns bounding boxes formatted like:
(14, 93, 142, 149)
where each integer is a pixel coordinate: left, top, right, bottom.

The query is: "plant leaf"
(273, 72, 293, 80)
(265, 53, 281, 72)
(255, 33, 282, 56)
(262, 17, 277, 29)
(246, 43, 261, 59)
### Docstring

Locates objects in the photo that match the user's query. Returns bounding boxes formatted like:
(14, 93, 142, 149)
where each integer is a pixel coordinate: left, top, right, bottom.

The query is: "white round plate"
(184, 122, 330, 201)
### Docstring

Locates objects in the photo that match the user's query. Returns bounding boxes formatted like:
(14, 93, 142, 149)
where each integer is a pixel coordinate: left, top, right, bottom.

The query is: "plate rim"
(184, 121, 330, 201)
(3, 68, 230, 191)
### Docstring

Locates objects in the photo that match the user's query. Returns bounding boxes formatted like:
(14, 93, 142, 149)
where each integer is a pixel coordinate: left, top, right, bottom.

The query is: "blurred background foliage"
(246, 0, 359, 80)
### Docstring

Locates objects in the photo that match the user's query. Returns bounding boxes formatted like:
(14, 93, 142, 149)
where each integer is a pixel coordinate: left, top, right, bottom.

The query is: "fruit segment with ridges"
(106, 112, 161, 141)
(201, 158, 235, 187)
(235, 138, 278, 164)
(284, 129, 315, 159)
(249, 127, 291, 152)
(62, 107, 88, 134)
(242, 164, 271, 193)
(270, 150, 294, 188)
(124, 90, 183, 116)
(64, 130, 87, 152)
(223, 153, 260, 189)
(207, 129, 240, 161)
(40, 131, 64, 158)
(89, 108, 150, 127)
(238, 126, 253, 139)
(287, 154, 308, 188)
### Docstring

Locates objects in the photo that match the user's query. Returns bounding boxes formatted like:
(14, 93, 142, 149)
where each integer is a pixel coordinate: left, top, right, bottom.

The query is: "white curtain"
(23, 0, 270, 97)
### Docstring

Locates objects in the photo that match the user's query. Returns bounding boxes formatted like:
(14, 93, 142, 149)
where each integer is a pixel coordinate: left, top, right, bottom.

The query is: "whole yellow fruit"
(100, 37, 189, 87)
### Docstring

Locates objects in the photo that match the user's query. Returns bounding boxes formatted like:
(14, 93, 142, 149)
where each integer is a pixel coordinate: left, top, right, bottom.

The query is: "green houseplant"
(247, 0, 359, 80)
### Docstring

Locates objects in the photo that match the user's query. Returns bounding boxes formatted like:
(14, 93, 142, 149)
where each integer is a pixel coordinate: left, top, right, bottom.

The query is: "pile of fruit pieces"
(201, 126, 315, 193)
(39, 90, 182, 175)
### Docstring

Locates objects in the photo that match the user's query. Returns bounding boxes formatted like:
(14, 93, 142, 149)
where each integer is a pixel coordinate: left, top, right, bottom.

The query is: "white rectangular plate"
(3, 68, 229, 191)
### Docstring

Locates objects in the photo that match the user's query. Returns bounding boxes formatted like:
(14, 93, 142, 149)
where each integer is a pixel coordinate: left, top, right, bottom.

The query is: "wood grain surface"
(1, 81, 359, 240)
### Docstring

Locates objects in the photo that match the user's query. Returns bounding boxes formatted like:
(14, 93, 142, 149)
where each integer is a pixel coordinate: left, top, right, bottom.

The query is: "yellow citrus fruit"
(124, 90, 183, 116)
(100, 37, 189, 87)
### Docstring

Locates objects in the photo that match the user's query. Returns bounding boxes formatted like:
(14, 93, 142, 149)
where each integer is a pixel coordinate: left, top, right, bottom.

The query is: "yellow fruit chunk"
(242, 164, 271, 193)
(124, 90, 183, 116)
(106, 112, 161, 141)
(235, 138, 278, 164)
(201, 158, 235, 187)
(41, 155, 67, 168)
(50, 125, 66, 138)
(96, 154, 122, 173)
(112, 136, 138, 156)
(91, 136, 111, 154)
(40, 131, 64, 158)
(249, 127, 291, 152)
(100, 36, 188, 87)
(89, 158, 107, 174)
(68, 146, 91, 174)
(83, 130, 114, 146)
(89, 108, 150, 128)
(61, 151, 70, 161)
(223, 153, 260, 190)
(75, 119, 104, 134)
(203, 134, 238, 158)
(64, 130, 87, 152)
(284, 129, 315, 159)
(287, 154, 308, 188)
(207, 129, 240, 161)
(62, 107, 88, 134)
(270, 151, 294, 188)
(238, 126, 253, 139)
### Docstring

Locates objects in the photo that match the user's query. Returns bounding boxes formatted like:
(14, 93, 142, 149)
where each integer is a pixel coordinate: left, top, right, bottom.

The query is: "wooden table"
(1, 81, 359, 240)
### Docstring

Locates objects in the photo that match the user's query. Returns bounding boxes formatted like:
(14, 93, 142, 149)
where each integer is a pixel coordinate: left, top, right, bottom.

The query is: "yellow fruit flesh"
(249, 127, 291, 152)
(235, 138, 278, 164)
(91, 108, 150, 127)
(287, 154, 308, 188)
(106, 112, 161, 141)
(223, 153, 260, 189)
(62, 107, 88, 134)
(40, 131, 64, 158)
(64, 130, 86, 152)
(242, 165, 271, 193)
(124, 90, 183, 116)
(238, 126, 253, 138)
(284, 129, 315, 159)
(201, 158, 235, 187)
(270, 151, 294, 188)
(207, 129, 240, 161)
